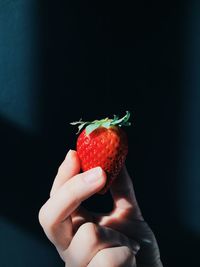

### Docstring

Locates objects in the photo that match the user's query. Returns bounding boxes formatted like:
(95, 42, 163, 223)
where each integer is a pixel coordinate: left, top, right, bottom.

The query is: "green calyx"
(70, 111, 131, 135)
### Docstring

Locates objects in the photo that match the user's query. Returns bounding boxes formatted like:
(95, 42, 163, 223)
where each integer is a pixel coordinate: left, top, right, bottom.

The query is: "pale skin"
(39, 150, 163, 267)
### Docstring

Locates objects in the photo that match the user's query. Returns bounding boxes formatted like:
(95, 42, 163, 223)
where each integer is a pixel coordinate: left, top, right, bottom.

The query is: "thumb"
(110, 166, 143, 220)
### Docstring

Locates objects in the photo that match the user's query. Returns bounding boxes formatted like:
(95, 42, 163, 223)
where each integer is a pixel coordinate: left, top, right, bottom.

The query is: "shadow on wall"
(0, 1, 200, 267)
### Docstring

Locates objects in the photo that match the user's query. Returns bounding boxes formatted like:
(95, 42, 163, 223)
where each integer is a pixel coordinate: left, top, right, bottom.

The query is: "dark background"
(0, 0, 200, 266)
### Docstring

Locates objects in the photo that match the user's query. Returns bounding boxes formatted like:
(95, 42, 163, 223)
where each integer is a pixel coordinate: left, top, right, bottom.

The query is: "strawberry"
(71, 111, 131, 194)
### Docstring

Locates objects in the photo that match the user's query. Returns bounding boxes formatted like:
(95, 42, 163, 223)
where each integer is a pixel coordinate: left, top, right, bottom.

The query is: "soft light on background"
(0, 1, 199, 267)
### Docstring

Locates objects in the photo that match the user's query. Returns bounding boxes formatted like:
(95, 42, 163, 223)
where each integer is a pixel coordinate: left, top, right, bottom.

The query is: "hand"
(39, 150, 163, 267)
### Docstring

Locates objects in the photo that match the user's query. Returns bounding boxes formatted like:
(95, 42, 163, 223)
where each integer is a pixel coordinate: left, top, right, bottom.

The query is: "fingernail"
(83, 167, 103, 184)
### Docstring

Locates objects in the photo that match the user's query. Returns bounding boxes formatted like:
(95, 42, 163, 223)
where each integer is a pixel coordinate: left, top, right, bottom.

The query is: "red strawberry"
(71, 111, 131, 194)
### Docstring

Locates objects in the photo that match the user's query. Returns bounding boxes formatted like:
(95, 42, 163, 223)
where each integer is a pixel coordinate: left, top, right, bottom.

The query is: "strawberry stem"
(70, 111, 131, 135)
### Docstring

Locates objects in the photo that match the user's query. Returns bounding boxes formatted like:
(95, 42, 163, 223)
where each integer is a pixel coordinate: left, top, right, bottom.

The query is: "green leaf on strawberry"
(70, 111, 131, 135)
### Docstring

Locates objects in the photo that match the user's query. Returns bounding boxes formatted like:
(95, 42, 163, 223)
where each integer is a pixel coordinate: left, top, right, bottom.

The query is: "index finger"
(39, 167, 106, 234)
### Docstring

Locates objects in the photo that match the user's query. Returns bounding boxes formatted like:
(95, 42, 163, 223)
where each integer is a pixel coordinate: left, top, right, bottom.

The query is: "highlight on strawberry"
(70, 111, 131, 194)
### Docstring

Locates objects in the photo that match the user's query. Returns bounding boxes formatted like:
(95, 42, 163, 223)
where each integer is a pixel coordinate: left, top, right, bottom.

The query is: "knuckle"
(38, 203, 54, 231)
(78, 222, 100, 247)
(38, 205, 47, 227)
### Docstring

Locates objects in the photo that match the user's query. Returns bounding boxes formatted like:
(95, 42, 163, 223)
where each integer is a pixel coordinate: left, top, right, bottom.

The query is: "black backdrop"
(0, 1, 200, 266)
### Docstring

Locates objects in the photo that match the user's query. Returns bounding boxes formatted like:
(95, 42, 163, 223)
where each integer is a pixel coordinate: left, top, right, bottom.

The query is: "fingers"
(50, 150, 80, 196)
(46, 167, 106, 223)
(50, 149, 94, 234)
(39, 150, 81, 250)
(39, 167, 107, 249)
(64, 222, 139, 267)
(88, 246, 136, 267)
(110, 166, 143, 219)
